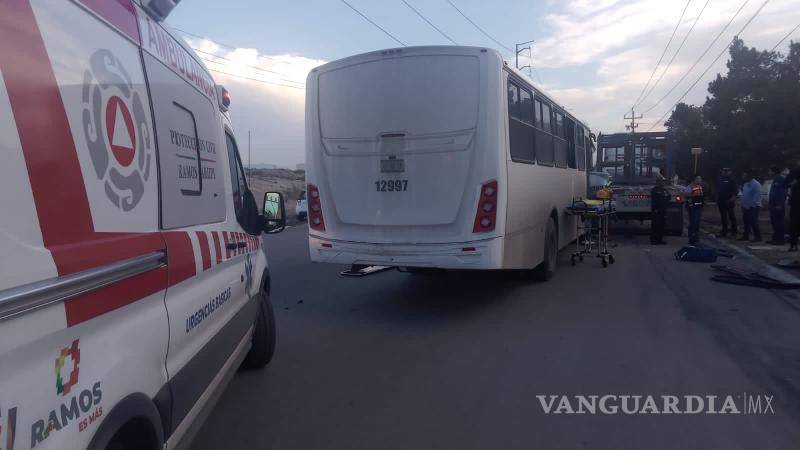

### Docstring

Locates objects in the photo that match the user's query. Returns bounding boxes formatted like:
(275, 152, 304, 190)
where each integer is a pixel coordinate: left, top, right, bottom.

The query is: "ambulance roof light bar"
(142, 0, 181, 22)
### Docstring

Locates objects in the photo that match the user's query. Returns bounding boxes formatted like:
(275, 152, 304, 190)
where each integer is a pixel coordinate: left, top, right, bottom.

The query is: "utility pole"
(624, 108, 643, 135)
(515, 40, 535, 78)
(624, 108, 643, 182)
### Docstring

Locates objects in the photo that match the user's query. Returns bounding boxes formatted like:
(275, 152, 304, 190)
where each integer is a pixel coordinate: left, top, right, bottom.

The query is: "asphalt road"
(194, 225, 800, 450)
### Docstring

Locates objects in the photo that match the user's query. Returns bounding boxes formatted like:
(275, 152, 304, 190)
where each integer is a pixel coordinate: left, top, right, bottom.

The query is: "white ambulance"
(0, 1, 286, 449)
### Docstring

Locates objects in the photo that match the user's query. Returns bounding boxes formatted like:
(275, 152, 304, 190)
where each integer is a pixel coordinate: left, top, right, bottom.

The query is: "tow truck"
(596, 132, 684, 235)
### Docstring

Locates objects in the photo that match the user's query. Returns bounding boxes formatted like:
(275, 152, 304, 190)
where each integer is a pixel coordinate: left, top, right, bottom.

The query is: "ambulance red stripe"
(164, 232, 195, 286)
(212, 231, 223, 264)
(223, 231, 231, 260)
(196, 231, 211, 270)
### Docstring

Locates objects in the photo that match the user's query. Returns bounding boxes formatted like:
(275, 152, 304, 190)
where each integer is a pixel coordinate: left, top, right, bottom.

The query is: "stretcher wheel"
(602, 257, 608, 268)
(609, 254, 615, 264)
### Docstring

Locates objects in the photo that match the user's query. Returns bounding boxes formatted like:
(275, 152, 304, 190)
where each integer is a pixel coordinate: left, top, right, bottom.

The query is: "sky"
(167, 0, 800, 166)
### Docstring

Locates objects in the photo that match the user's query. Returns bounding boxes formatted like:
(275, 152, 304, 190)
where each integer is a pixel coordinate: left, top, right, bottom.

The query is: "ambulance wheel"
(533, 217, 557, 281)
(241, 293, 276, 370)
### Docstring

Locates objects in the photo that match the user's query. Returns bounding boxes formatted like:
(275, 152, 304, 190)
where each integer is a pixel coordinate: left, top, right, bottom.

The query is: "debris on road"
(710, 263, 800, 289)
(674, 245, 733, 262)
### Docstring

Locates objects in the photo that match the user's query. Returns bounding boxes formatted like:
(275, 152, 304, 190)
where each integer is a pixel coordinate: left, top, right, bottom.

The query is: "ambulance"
(0, 1, 286, 449)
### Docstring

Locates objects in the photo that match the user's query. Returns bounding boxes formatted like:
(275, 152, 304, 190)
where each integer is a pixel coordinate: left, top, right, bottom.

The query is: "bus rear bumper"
(308, 235, 504, 270)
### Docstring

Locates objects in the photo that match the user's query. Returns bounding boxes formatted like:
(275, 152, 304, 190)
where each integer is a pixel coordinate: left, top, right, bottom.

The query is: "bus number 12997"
(375, 180, 409, 192)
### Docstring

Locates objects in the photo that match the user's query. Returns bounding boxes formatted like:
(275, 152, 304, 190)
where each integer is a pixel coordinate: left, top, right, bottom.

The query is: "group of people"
(650, 166, 800, 251)
(715, 166, 800, 250)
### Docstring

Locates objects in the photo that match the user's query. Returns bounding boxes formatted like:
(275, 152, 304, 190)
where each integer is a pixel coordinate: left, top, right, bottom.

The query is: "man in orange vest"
(686, 175, 705, 245)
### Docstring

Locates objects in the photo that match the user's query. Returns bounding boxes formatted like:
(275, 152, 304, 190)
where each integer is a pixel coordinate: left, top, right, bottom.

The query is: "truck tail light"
(308, 183, 326, 231)
(473, 180, 498, 233)
(674, 195, 683, 202)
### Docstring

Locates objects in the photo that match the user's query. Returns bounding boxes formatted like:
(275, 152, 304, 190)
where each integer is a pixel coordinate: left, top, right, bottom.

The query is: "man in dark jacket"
(768, 166, 787, 245)
(650, 178, 669, 245)
(716, 167, 738, 238)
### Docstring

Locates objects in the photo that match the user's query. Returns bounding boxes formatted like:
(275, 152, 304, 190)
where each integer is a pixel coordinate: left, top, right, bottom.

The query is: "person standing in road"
(767, 166, 787, 245)
(686, 175, 705, 245)
(739, 169, 763, 242)
(787, 168, 800, 252)
(650, 178, 669, 245)
(715, 167, 738, 238)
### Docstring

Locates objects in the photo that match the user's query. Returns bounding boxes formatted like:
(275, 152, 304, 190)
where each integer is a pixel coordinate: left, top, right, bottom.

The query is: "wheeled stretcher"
(566, 198, 616, 268)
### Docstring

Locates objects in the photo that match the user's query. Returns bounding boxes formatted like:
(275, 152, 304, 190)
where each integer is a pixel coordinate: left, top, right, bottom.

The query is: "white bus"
(305, 46, 592, 279)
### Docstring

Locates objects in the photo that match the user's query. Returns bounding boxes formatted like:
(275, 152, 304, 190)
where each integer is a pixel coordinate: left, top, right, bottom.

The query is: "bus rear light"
(308, 183, 326, 231)
(473, 180, 498, 233)
(674, 195, 683, 202)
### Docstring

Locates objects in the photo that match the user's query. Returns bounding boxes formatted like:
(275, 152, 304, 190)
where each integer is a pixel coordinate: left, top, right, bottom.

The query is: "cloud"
(527, 0, 800, 133)
(179, 36, 325, 166)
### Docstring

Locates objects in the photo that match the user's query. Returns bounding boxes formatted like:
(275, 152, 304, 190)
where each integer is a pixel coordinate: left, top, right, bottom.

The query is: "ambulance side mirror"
(262, 192, 286, 234)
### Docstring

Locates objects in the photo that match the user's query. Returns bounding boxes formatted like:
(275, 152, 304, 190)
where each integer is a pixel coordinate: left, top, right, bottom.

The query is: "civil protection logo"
(82, 49, 153, 211)
(55, 339, 80, 397)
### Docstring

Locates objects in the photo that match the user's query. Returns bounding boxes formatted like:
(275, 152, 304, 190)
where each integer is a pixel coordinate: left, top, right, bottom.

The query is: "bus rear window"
(318, 55, 479, 139)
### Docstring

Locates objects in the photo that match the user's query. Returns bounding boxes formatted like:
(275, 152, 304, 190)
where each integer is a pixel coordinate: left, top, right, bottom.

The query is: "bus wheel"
(533, 217, 557, 281)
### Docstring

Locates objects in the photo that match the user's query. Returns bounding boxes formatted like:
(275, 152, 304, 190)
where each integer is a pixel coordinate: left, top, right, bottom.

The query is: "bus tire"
(241, 293, 276, 370)
(533, 217, 557, 281)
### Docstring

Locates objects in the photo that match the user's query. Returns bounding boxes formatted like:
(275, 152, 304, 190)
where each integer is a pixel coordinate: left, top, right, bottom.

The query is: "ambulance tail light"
(308, 184, 326, 231)
(473, 180, 498, 233)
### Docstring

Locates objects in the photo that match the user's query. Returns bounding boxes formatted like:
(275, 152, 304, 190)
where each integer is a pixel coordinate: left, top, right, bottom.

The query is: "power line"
(641, 0, 751, 115)
(637, 0, 711, 108)
(399, 0, 457, 45)
(339, 0, 406, 46)
(193, 48, 302, 83)
(648, 0, 772, 131)
(632, 0, 693, 109)
(446, 0, 512, 53)
(168, 25, 306, 66)
(206, 67, 305, 89)
(199, 57, 304, 87)
(771, 21, 800, 51)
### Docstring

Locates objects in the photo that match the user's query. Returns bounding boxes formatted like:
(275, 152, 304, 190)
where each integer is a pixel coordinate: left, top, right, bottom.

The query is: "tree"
(665, 38, 800, 180)
(665, 102, 706, 179)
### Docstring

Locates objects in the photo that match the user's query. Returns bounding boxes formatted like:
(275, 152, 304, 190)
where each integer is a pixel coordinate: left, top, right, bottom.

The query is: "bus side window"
(554, 111, 569, 167)
(519, 88, 534, 125)
(566, 117, 577, 169)
(541, 103, 552, 134)
(576, 127, 586, 171)
(508, 82, 519, 119)
(555, 112, 565, 138)
(508, 80, 535, 163)
(534, 99, 543, 129)
(536, 101, 555, 166)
